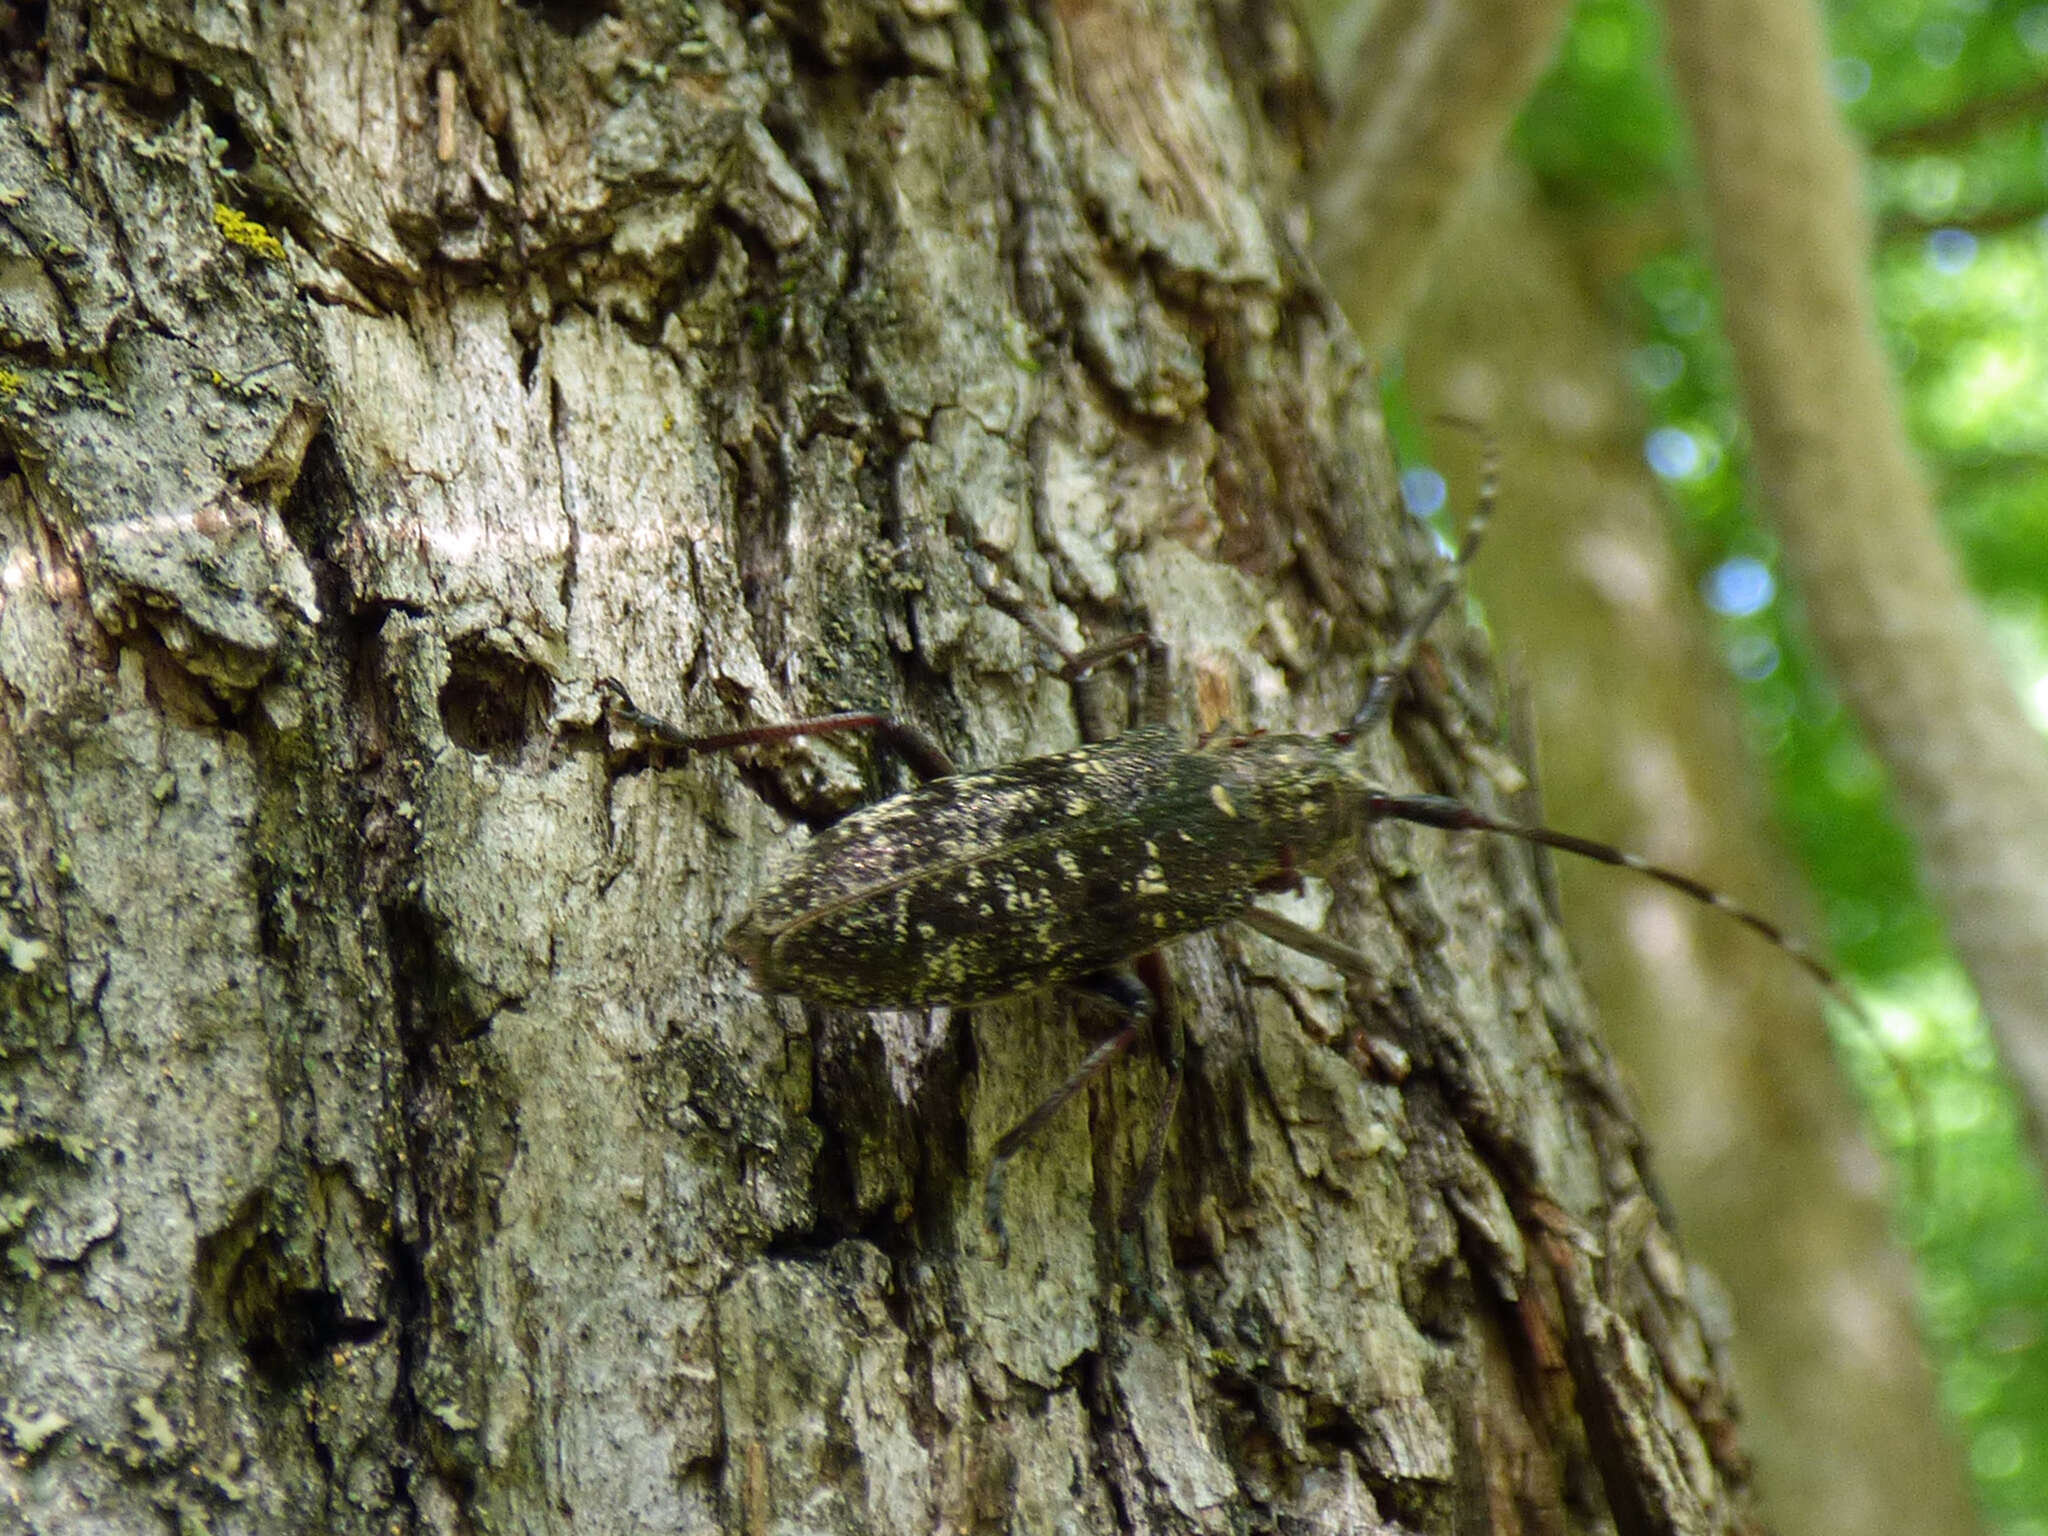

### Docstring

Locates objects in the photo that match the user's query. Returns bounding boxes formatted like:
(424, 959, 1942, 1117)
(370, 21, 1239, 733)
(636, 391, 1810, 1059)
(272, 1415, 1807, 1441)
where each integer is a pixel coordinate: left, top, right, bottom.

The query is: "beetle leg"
(1118, 951, 1184, 1244)
(1235, 903, 1376, 976)
(1235, 904, 1411, 1081)
(984, 966, 1155, 1261)
(597, 677, 958, 781)
(963, 560, 1173, 735)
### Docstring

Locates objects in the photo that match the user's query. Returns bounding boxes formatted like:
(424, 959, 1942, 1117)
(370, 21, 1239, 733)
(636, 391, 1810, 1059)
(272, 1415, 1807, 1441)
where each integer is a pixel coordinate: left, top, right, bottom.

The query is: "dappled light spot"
(1704, 556, 1775, 617)
(1927, 228, 1979, 275)
(1645, 425, 1701, 480)
(1399, 466, 1446, 519)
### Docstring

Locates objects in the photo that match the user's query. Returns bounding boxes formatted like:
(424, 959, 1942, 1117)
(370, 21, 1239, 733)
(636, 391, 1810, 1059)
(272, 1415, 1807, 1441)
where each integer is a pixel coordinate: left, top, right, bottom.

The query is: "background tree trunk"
(1402, 169, 1979, 1536)
(1661, 0, 2048, 1171)
(1312, 0, 1574, 351)
(3, 0, 1771, 1529)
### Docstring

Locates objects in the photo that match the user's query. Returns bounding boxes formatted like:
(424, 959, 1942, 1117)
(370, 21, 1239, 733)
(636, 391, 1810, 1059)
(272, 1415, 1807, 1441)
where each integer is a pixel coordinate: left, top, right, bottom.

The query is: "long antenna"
(1357, 789, 1931, 1196)
(1339, 427, 1926, 1191)
(1365, 792, 1841, 991)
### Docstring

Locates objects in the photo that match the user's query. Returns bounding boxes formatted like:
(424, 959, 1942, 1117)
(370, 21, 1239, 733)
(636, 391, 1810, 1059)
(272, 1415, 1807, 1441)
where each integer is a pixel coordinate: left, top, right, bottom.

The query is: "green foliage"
(1858, 968, 2048, 1535)
(1625, 247, 1954, 978)
(1515, 0, 1685, 203)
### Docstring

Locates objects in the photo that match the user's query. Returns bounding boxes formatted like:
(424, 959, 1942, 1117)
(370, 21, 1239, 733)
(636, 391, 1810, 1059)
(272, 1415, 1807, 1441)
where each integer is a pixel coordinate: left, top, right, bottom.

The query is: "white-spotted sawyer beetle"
(599, 446, 1869, 1255)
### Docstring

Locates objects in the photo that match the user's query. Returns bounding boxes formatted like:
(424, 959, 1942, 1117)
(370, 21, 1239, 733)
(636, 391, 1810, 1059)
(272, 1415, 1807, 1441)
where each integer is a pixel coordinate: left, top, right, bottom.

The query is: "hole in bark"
(438, 639, 553, 764)
(522, 0, 617, 35)
(202, 98, 256, 173)
(280, 428, 352, 554)
(198, 1197, 387, 1389)
(242, 1284, 386, 1387)
(0, 0, 45, 57)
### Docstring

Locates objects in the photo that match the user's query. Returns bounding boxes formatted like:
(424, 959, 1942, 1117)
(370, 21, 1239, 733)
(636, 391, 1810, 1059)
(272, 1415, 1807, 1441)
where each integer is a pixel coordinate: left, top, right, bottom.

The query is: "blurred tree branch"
(1312, 0, 1573, 350)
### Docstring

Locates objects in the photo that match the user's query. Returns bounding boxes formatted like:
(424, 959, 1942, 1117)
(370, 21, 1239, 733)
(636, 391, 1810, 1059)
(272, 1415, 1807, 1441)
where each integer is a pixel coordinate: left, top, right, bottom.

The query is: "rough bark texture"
(2, 0, 1764, 1530)
(1404, 170, 1978, 1536)
(1661, 0, 2048, 1169)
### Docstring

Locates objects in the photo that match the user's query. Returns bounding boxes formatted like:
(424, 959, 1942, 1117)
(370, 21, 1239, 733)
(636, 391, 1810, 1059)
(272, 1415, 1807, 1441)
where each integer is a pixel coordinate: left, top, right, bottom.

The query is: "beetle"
(599, 453, 1852, 1252)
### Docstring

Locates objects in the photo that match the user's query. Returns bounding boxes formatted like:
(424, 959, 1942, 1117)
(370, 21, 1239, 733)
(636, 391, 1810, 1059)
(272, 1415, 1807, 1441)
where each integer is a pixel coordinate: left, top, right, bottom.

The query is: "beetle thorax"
(1199, 732, 1376, 878)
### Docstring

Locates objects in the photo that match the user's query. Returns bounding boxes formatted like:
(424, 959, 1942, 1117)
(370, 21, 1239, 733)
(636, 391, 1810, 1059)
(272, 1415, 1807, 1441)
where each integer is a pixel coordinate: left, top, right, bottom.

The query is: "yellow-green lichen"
(213, 203, 286, 263)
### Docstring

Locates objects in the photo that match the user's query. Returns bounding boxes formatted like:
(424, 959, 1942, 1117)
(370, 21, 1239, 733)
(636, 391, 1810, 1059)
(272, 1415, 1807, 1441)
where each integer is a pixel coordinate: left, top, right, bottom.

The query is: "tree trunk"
(3, 0, 1766, 1530)
(1661, 0, 2048, 1171)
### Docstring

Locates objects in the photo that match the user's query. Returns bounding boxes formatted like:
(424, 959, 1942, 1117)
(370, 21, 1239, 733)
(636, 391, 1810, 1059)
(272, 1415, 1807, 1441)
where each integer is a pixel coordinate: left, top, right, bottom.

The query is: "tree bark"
(3, 0, 1766, 1530)
(1661, 0, 2048, 1171)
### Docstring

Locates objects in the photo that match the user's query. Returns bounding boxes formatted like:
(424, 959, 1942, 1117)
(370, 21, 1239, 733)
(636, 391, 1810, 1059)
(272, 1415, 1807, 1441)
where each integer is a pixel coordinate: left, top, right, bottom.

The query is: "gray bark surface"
(2, 0, 1761, 1530)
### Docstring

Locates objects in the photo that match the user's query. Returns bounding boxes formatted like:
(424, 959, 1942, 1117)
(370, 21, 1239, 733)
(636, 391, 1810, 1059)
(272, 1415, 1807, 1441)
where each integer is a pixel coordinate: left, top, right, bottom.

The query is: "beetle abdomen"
(725, 726, 1362, 1007)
